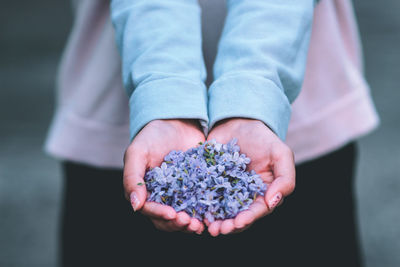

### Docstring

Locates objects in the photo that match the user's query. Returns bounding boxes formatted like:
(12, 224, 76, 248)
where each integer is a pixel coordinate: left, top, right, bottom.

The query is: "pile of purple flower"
(144, 139, 266, 222)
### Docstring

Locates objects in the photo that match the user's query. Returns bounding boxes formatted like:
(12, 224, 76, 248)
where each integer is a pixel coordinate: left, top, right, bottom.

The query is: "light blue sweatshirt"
(111, 0, 315, 141)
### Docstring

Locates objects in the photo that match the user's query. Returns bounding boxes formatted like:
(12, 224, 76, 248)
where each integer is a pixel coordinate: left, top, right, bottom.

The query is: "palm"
(208, 118, 280, 183)
(140, 120, 205, 168)
(236, 140, 277, 185)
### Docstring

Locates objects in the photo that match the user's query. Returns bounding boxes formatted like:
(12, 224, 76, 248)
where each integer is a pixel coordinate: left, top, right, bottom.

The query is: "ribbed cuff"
(129, 77, 209, 140)
(208, 74, 291, 140)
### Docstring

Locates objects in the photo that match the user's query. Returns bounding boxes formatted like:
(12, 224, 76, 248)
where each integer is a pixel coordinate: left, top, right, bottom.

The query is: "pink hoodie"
(45, 0, 379, 167)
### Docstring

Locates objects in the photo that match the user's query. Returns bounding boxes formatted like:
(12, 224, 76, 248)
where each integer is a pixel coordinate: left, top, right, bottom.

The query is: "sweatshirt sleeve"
(110, 0, 208, 140)
(208, 0, 316, 140)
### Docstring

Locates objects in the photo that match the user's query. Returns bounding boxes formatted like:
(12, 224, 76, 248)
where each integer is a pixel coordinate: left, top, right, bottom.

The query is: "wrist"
(143, 119, 204, 141)
(212, 117, 263, 130)
(156, 119, 203, 131)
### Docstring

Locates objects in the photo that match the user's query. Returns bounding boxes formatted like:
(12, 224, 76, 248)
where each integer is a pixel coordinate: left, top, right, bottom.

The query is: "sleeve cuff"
(208, 74, 291, 140)
(129, 77, 209, 140)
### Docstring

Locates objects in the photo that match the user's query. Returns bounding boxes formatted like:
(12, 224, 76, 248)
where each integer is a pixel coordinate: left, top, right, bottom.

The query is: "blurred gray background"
(0, 0, 399, 266)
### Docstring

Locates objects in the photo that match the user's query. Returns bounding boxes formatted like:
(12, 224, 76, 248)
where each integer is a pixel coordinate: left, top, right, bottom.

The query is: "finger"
(174, 212, 191, 227)
(277, 197, 284, 207)
(232, 224, 251, 234)
(220, 219, 235, 235)
(197, 220, 205, 234)
(233, 210, 254, 229)
(164, 219, 187, 231)
(208, 220, 222, 237)
(187, 218, 203, 234)
(234, 197, 269, 229)
(123, 145, 149, 211)
(152, 219, 174, 232)
(266, 145, 295, 209)
(141, 202, 176, 220)
(196, 220, 205, 234)
(153, 216, 199, 233)
(152, 219, 181, 232)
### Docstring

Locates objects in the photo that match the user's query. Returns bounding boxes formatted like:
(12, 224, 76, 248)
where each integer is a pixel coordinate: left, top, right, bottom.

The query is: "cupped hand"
(123, 119, 205, 234)
(205, 118, 295, 236)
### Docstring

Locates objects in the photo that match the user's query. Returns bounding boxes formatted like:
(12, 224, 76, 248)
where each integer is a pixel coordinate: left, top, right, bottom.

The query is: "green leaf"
(137, 182, 144, 186)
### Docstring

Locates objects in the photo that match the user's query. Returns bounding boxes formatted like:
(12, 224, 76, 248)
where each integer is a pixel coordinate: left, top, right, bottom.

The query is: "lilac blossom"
(144, 138, 267, 222)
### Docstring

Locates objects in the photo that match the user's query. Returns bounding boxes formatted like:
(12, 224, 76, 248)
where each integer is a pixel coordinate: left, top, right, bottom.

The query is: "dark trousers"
(61, 143, 361, 267)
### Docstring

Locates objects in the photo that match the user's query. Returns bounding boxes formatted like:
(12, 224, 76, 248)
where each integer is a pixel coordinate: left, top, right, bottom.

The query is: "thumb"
(123, 145, 148, 211)
(265, 146, 296, 210)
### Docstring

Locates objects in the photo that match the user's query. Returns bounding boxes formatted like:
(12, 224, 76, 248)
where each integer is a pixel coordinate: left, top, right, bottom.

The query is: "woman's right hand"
(123, 119, 205, 234)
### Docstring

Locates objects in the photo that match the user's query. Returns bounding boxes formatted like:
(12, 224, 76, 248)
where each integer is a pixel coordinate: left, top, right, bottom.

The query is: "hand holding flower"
(205, 118, 296, 236)
(123, 119, 206, 234)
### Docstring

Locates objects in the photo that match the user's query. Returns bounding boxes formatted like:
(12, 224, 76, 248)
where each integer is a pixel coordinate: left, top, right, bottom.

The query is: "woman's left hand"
(205, 118, 296, 236)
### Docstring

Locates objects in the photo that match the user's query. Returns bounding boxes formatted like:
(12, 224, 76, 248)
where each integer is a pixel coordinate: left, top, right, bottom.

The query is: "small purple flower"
(164, 150, 185, 164)
(144, 138, 266, 221)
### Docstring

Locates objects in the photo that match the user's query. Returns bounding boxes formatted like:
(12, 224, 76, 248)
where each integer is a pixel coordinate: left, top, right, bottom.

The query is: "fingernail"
(130, 192, 139, 211)
(268, 192, 282, 209)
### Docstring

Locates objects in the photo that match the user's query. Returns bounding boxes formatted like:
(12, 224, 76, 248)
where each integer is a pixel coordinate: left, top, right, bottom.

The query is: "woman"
(46, 0, 379, 266)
